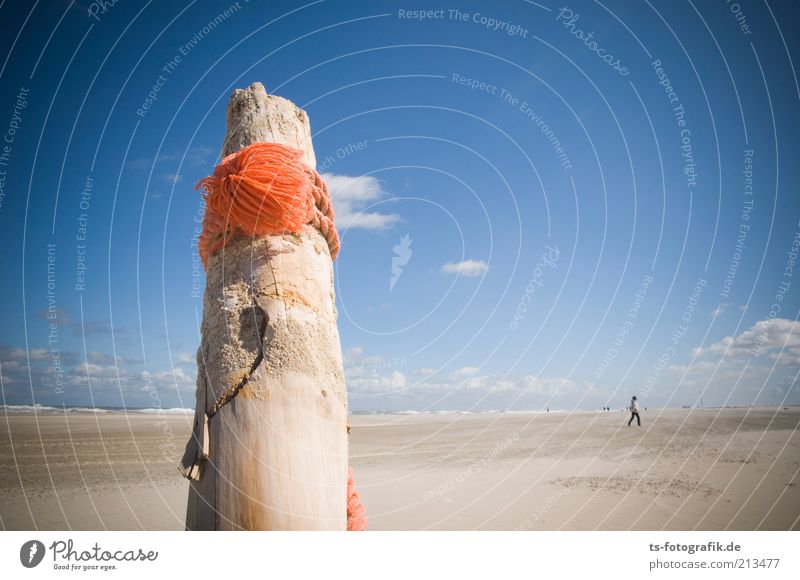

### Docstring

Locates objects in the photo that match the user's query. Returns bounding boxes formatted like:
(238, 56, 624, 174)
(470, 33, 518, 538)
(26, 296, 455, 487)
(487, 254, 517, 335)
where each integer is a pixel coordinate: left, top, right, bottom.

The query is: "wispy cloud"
(323, 173, 400, 230)
(146, 367, 194, 386)
(441, 259, 489, 277)
(162, 173, 183, 184)
(666, 319, 800, 401)
(693, 318, 800, 361)
(342, 346, 408, 393)
(449, 366, 480, 379)
(0, 344, 194, 404)
(174, 352, 195, 364)
(342, 346, 588, 403)
(710, 302, 733, 318)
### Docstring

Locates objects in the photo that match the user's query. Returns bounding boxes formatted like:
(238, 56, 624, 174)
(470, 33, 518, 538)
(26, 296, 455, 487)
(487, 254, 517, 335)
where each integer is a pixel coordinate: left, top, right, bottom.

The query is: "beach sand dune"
(1, 408, 798, 530)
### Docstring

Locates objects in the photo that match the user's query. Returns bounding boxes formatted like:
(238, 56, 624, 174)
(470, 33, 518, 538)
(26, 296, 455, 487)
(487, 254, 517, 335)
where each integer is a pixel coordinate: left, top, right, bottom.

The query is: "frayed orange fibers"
(195, 142, 339, 267)
(347, 467, 367, 531)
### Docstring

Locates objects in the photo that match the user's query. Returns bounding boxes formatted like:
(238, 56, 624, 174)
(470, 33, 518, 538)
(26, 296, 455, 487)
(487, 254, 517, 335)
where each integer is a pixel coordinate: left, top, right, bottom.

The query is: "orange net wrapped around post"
(194, 141, 364, 530)
(195, 142, 340, 268)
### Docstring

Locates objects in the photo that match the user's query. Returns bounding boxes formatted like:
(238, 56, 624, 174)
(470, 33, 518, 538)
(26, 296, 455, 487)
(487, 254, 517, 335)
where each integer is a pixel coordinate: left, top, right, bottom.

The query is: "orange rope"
(196, 142, 362, 529)
(347, 467, 367, 531)
(196, 142, 340, 267)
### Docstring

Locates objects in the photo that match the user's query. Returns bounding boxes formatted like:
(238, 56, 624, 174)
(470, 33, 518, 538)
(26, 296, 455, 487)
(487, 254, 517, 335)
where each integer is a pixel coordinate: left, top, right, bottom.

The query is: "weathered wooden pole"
(180, 82, 348, 530)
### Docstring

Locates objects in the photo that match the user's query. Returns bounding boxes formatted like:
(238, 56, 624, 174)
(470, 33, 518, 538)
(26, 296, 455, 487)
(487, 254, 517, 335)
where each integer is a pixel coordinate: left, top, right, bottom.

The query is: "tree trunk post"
(180, 82, 348, 530)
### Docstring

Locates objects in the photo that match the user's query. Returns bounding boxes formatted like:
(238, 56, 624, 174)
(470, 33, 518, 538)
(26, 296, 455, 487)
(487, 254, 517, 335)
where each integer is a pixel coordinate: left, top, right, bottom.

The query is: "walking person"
(627, 396, 641, 426)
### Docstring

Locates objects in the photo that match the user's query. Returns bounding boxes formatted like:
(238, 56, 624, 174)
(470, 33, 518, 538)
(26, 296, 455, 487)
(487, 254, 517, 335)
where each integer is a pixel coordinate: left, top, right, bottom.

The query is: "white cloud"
(695, 318, 800, 361)
(449, 366, 480, 379)
(0, 344, 201, 406)
(342, 345, 587, 399)
(323, 173, 400, 230)
(172, 367, 195, 384)
(163, 173, 183, 184)
(343, 347, 409, 393)
(175, 352, 195, 364)
(76, 361, 120, 379)
(343, 346, 364, 358)
(441, 259, 489, 277)
(348, 370, 407, 393)
(147, 367, 194, 385)
(462, 375, 491, 390)
(2, 347, 49, 361)
(523, 375, 580, 394)
(710, 303, 733, 318)
(666, 320, 800, 399)
(769, 349, 800, 366)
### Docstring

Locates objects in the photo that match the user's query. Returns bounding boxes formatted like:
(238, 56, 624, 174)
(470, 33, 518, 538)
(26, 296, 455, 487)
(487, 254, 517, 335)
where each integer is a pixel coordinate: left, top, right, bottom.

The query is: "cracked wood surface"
(182, 82, 348, 531)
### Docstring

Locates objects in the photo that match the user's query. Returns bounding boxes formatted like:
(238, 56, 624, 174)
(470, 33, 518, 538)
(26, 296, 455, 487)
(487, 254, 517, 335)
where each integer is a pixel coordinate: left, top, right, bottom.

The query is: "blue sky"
(0, 0, 798, 412)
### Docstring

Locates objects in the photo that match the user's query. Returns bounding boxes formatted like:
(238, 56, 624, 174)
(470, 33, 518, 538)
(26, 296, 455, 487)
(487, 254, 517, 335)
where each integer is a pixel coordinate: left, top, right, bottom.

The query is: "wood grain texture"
(183, 82, 347, 530)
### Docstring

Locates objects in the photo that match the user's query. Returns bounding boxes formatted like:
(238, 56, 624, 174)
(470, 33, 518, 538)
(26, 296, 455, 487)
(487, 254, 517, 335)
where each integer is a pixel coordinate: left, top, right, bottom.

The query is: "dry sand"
(1, 407, 798, 530)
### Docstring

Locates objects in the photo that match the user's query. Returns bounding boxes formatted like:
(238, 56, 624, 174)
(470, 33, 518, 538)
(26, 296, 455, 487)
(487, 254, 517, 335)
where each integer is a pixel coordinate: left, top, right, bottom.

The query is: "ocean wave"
(1, 404, 61, 413)
(0, 404, 193, 414)
(0, 404, 109, 413)
(133, 407, 194, 415)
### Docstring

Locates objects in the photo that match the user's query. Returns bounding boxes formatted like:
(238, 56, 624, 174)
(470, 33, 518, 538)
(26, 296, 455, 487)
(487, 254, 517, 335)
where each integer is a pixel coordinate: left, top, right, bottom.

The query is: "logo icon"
(390, 234, 413, 290)
(20, 540, 45, 568)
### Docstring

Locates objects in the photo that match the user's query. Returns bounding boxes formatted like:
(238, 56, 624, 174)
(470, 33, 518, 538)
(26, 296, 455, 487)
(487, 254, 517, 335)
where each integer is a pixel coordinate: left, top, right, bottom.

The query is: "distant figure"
(627, 396, 641, 426)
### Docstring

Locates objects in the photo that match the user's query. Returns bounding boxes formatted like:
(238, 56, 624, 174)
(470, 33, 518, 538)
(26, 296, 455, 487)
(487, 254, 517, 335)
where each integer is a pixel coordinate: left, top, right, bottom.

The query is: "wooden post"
(180, 82, 348, 530)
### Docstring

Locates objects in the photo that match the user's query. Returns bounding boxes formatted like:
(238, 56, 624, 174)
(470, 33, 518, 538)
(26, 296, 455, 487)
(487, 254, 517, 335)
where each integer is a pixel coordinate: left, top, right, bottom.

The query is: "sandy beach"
(1, 407, 798, 530)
